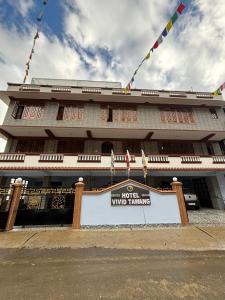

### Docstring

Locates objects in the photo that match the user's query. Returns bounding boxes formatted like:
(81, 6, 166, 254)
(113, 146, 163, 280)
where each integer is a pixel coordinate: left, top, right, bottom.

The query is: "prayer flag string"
(23, 0, 49, 83)
(213, 82, 225, 96)
(125, 2, 186, 93)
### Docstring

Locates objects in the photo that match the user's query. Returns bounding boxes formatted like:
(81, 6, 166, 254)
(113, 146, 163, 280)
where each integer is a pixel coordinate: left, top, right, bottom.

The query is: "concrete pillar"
(206, 176, 225, 210)
(216, 174, 225, 205)
(171, 179, 189, 226)
(72, 178, 85, 229)
(212, 143, 223, 155)
(5, 178, 23, 231)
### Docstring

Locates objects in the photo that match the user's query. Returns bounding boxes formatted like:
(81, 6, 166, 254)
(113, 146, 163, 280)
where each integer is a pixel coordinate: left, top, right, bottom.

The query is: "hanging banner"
(125, 2, 186, 93)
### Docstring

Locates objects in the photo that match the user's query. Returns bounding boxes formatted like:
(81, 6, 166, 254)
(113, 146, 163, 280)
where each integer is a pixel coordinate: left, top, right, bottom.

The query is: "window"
(209, 109, 218, 119)
(101, 142, 113, 154)
(122, 141, 141, 154)
(57, 105, 84, 121)
(160, 108, 195, 124)
(57, 139, 84, 153)
(12, 103, 44, 120)
(101, 105, 137, 123)
(16, 140, 45, 153)
(158, 142, 194, 155)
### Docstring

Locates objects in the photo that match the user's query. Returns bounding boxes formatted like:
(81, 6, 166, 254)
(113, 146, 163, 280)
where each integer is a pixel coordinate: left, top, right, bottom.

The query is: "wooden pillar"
(171, 179, 189, 226)
(5, 178, 23, 231)
(72, 178, 85, 229)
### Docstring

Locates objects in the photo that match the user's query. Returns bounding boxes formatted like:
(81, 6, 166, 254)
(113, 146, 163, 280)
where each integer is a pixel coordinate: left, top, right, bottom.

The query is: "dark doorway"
(192, 178, 212, 208)
(102, 142, 113, 154)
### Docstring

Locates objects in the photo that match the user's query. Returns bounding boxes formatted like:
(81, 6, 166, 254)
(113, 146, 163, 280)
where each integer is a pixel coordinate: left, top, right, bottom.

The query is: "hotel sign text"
(111, 184, 151, 206)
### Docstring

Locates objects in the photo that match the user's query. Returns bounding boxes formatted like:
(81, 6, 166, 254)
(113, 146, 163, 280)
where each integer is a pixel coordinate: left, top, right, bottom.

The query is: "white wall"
(81, 189, 181, 226)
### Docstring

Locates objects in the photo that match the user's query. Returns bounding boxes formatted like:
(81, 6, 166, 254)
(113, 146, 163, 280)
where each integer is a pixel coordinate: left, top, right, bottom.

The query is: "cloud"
(8, 0, 34, 17)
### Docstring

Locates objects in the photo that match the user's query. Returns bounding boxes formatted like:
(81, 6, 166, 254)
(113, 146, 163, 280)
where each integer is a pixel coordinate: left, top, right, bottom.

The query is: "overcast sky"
(0, 0, 225, 151)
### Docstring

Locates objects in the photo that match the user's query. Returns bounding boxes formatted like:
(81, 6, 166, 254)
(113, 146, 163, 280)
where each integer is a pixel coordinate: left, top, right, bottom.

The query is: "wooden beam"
(45, 129, 56, 139)
(87, 130, 93, 139)
(200, 133, 216, 142)
(144, 132, 154, 140)
(0, 129, 13, 139)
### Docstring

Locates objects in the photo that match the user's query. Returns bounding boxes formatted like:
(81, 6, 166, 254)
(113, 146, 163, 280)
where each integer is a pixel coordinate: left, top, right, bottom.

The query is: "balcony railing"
(114, 155, 135, 162)
(77, 154, 101, 162)
(0, 153, 25, 162)
(0, 154, 225, 171)
(212, 156, 225, 163)
(181, 156, 202, 163)
(39, 154, 64, 162)
(148, 155, 169, 163)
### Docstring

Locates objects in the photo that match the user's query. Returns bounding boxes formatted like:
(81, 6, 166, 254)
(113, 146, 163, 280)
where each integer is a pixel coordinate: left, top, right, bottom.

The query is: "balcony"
(0, 154, 225, 173)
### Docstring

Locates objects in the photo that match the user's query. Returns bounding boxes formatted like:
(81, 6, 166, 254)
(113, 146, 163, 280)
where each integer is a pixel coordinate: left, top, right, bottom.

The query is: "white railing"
(0, 153, 25, 162)
(196, 93, 213, 99)
(148, 155, 169, 163)
(39, 154, 64, 162)
(141, 90, 159, 96)
(82, 88, 101, 94)
(52, 87, 71, 93)
(212, 156, 225, 163)
(114, 155, 135, 162)
(170, 92, 187, 98)
(112, 89, 129, 95)
(19, 85, 40, 91)
(181, 156, 201, 163)
(77, 154, 101, 162)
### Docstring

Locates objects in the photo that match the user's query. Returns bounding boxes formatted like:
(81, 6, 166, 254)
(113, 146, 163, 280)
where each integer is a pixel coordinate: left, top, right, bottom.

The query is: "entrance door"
(192, 178, 212, 208)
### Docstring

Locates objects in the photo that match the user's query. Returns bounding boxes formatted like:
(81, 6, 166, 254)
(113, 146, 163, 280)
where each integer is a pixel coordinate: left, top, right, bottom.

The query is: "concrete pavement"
(1, 225, 225, 250)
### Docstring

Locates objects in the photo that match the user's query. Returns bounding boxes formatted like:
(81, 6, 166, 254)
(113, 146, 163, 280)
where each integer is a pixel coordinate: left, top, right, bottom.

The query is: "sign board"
(111, 184, 150, 206)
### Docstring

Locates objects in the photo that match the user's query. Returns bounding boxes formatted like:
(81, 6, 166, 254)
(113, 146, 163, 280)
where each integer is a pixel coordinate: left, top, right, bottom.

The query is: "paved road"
(0, 248, 225, 300)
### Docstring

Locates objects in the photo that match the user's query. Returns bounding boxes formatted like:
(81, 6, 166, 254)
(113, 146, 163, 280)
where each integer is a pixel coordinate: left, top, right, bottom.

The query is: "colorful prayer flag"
(111, 149, 115, 175)
(177, 3, 185, 14)
(157, 35, 163, 46)
(125, 150, 131, 175)
(37, 11, 44, 22)
(166, 20, 173, 32)
(171, 12, 178, 24)
(145, 52, 150, 60)
(125, 2, 186, 91)
(153, 41, 159, 49)
(34, 31, 39, 40)
(162, 28, 168, 37)
(141, 149, 148, 179)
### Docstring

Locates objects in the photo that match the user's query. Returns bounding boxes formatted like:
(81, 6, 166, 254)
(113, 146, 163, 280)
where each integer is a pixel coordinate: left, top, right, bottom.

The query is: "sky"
(0, 0, 225, 151)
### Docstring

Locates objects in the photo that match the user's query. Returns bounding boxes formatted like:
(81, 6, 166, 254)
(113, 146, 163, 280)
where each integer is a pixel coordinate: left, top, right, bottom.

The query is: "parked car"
(183, 189, 200, 210)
